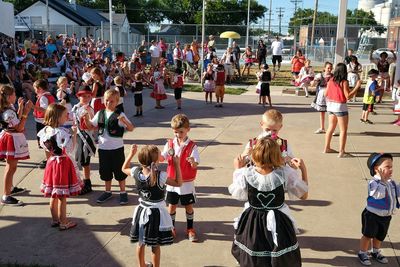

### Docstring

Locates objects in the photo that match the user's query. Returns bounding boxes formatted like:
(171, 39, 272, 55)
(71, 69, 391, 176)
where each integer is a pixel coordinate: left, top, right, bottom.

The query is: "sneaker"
(119, 192, 128, 205)
(38, 160, 47, 169)
(79, 181, 92, 195)
(314, 128, 326, 134)
(10, 186, 26, 196)
(96, 192, 112, 203)
(358, 252, 371, 266)
(360, 119, 366, 123)
(187, 228, 198, 242)
(1, 195, 24, 206)
(332, 132, 340, 136)
(365, 120, 373, 124)
(371, 250, 388, 264)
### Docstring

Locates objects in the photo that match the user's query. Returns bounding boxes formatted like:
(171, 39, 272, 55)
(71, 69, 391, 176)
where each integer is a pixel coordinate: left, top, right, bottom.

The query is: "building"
(299, 24, 360, 48)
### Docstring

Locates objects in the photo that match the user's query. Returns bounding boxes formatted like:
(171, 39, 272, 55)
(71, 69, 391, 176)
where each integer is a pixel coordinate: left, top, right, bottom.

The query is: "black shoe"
(119, 192, 128, 205)
(134, 113, 140, 117)
(1, 196, 24, 206)
(97, 192, 112, 203)
(10, 186, 26, 196)
(38, 160, 47, 169)
(371, 250, 388, 264)
(79, 180, 92, 195)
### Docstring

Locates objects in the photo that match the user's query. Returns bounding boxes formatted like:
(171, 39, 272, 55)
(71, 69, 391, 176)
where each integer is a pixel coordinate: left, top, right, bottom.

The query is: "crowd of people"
(1, 32, 400, 267)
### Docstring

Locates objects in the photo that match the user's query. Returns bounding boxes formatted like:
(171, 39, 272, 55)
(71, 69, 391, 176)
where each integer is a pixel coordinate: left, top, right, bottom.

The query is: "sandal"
(59, 221, 77, 231)
(51, 221, 60, 228)
(338, 152, 354, 158)
(323, 149, 337, 154)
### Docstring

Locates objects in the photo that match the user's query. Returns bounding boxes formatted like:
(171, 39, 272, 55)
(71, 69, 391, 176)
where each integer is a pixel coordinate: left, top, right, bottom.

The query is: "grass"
(183, 84, 247, 95)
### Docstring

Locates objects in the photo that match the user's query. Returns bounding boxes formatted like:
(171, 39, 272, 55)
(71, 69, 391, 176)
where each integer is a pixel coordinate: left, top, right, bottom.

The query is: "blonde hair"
(56, 76, 68, 87)
(90, 67, 104, 81)
(114, 76, 123, 85)
(104, 88, 120, 103)
(138, 145, 160, 186)
(135, 72, 142, 80)
(262, 109, 283, 125)
(251, 137, 284, 169)
(171, 113, 190, 129)
(44, 103, 66, 128)
(0, 85, 15, 112)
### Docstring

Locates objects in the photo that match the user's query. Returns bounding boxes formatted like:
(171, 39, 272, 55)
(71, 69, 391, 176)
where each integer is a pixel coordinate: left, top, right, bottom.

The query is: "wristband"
(21, 114, 28, 119)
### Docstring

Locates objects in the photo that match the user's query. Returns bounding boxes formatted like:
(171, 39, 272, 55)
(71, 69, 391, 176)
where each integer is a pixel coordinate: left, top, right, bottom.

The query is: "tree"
(4, 0, 35, 13)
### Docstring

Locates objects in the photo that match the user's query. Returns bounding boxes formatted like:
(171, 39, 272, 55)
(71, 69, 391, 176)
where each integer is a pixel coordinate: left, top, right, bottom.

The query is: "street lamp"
(109, 0, 113, 46)
(245, 0, 250, 47)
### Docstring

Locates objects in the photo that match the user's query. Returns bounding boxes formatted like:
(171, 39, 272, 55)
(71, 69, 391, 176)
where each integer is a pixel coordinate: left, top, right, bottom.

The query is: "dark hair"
(324, 61, 333, 67)
(296, 49, 303, 56)
(380, 52, 388, 58)
(175, 68, 183, 74)
(367, 68, 379, 77)
(332, 63, 347, 83)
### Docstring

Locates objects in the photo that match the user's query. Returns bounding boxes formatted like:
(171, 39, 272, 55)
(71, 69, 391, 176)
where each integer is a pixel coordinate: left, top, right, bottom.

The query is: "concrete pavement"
(0, 85, 400, 267)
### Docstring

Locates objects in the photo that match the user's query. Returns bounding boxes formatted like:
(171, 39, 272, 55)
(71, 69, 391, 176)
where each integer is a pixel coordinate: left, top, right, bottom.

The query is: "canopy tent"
(0, 0, 15, 38)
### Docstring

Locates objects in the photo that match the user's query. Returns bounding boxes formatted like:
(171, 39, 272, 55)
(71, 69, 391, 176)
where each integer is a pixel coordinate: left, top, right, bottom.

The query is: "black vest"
(97, 109, 124, 137)
(133, 167, 165, 202)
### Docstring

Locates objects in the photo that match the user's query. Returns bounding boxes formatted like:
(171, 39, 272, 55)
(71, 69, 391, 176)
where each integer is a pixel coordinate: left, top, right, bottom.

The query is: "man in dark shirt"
(232, 41, 241, 77)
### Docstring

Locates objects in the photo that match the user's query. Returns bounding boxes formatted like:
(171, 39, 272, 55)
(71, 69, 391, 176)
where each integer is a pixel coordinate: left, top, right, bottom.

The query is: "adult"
(183, 44, 194, 80)
(220, 47, 236, 84)
(149, 40, 160, 68)
(137, 40, 147, 67)
(256, 40, 267, 69)
(173, 41, 183, 69)
(291, 49, 305, 80)
(271, 36, 284, 71)
(208, 35, 216, 51)
(241, 46, 253, 77)
(324, 63, 358, 158)
(191, 40, 200, 66)
(158, 38, 168, 58)
(232, 41, 241, 77)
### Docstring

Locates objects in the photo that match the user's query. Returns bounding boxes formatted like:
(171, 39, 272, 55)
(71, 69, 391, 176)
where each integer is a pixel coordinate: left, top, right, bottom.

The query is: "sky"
(257, 0, 359, 33)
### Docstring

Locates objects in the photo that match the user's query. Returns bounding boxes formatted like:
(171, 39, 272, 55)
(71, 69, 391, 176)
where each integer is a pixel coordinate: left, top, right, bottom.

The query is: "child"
(71, 86, 96, 195)
(0, 85, 33, 206)
(38, 103, 82, 230)
(160, 114, 200, 242)
(214, 64, 225, 108)
(133, 72, 144, 117)
(85, 89, 134, 204)
(357, 153, 399, 266)
(90, 67, 106, 113)
(295, 59, 314, 98)
(56, 77, 74, 127)
(202, 64, 215, 104)
(258, 64, 273, 107)
(311, 61, 333, 134)
(370, 51, 396, 103)
(150, 65, 167, 109)
(171, 68, 184, 110)
(113, 76, 126, 113)
(346, 55, 362, 102)
(230, 137, 308, 267)
(33, 79, 56, 169)
(393, 86, 400, 126)
(122, 144, 182, 267)
(361, 69, 379, 124)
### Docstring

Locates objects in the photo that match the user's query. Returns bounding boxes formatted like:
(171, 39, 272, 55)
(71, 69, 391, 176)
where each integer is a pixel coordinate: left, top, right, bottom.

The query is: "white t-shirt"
(271, 40, 283, 56)
(90, 110, 129, 150)
(149, 45, 160, 58)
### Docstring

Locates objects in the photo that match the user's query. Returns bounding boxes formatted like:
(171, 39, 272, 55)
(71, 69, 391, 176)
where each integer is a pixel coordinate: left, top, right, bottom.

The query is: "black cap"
(367, 153, 393, 176)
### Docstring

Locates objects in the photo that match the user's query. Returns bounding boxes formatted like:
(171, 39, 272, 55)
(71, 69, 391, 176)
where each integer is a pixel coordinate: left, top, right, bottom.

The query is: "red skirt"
(0, 131, 30, 160)
(91, 97, 105, 114)
(40, 155, 82, 198)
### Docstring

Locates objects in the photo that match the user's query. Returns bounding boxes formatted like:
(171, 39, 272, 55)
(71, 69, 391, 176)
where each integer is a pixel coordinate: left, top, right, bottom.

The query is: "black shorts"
(272, 55, 282, 64)
(36, 122, 45, 142)
(98, 147, 127, 181)
(361, 209, 391, 241)
(260, 83, 270, 96)
(75, 135, 91, 167)
(174, 88, 182, 100)
(166, 191, 196, 206)
(134, 93, 143, 107)
(362, 103, 374, 112)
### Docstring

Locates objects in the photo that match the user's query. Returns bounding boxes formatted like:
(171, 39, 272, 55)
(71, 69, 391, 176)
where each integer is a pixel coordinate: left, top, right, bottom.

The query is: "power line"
(290, 0, 302, 12)
(276, 7, 284, 36)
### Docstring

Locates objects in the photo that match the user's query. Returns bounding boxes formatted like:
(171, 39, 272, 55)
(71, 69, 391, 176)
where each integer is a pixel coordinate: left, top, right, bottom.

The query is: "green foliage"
(4, 0, 35, 13)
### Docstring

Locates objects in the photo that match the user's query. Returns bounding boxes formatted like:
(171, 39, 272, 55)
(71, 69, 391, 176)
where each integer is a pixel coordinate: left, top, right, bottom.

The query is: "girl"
(291, 49, 305, 81)
(295, 59, 314, 97)
(133, 72, 144, 117)
(346, 55, 362, 102)
(202, 64, 215, 104)
(38, 103, 82, 229)
(230, 137, 308, 267)
(258, 64, 273, 107)
(90, 67, 106, 113)
(241, 46, 253, 77)
(311, 62, 333, 134)
(393, 85, 400, 126)
(122, 144, 182, 267)
(56, 77, 74, 127)
(150, 65, 167, 109)
(0, 85, 33, 206)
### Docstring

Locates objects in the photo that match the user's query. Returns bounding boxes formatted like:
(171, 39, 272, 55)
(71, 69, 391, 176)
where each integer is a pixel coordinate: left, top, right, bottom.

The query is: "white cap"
(82, 72, 92, 83)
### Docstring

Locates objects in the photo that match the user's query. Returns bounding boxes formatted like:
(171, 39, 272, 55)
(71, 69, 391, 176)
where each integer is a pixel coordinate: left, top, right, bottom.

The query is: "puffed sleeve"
(228, 168, 248, 201)
(369, 180, 386, 199)
(2, 109, 20, 128)
(158, 171, 168, 187)
(284, 166, 308, 200)
(57, 128, 73, 152)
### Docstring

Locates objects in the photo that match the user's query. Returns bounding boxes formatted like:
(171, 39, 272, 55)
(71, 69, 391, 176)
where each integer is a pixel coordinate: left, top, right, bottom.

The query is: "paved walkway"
(0, 85, 399, 267)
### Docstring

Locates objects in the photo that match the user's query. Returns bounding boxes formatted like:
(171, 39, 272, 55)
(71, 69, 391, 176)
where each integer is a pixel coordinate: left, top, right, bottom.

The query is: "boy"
(85, 89, 134, 204)
(241, 109, 294, 165)
(160, 114, 200, 242)
(171, 68, 184, 110)
(214, 64, 225, 108)
(358, 153, 399, 266)
(113, 76, 125, 113)
(32, 79, 55, 169)
(361, 69, 379, 124)
(132, 72, 143, 117)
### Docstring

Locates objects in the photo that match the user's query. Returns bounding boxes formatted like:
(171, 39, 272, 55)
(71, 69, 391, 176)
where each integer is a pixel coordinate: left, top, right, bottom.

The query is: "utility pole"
(310, 0, 318, 47)
(276, 7, 284, 36)
(335, 0, 348, 64)
(245, 0, 250, 47)
(290, 0, 302, 13)
(291, 0, 302, 52)
(268, 0, 272, 36)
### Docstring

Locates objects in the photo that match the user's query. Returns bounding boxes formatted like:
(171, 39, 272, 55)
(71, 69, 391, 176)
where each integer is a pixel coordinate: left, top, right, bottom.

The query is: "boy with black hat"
(358, 152, 399, 266)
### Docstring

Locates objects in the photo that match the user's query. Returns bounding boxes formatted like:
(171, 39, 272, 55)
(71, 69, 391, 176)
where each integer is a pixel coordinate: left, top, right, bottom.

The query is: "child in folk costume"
(159, 114, 200, 242)
(122, 144, 182, 267)
(171, 68, 184, 110)
(258, 64, 273, 107)
(113, 76, 126, 113)
(393, 87, 400, 126)
(230, 137, 308, 267)
(133, 72, 144, 117)
(150, 65, 167, 109)
(311, 61, 333, 134)
(56, 77, 74, 127)
(214, 64, 226, 108)
(0, 85, 33, 206)
(295, 59, 315, 98)
(38, 103, 82, 230)
(32, 79, 56, 169)
(71, 86, 96, 195)
(202, 64, 215, 104)
(90, 67, 106, 113)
